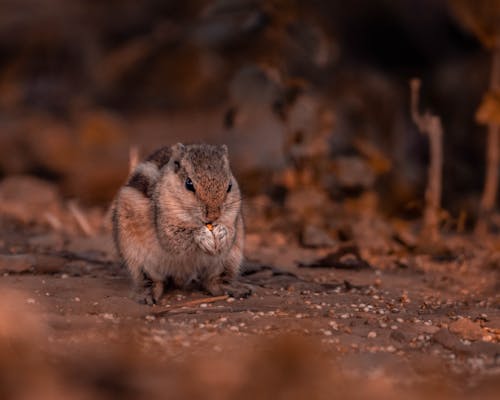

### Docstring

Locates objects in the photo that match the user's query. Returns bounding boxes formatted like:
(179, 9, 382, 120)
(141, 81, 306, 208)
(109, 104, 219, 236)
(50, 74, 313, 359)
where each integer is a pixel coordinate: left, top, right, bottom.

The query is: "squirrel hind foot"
(134, 280, 164, 305)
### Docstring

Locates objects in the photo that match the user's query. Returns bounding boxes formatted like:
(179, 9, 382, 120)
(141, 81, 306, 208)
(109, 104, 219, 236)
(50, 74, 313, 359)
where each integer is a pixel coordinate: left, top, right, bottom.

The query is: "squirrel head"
(155, 143, 241, 228)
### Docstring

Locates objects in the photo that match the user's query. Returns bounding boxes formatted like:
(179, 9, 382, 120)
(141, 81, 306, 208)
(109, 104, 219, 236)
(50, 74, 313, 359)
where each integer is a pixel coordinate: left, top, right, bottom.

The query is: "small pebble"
(329, 321, 339, 330)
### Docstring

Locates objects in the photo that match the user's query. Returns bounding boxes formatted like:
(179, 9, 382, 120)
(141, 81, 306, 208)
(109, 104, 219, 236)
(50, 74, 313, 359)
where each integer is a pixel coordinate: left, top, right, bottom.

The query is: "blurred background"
(1, 3, 500, 399)
(0, 0, 496, 220)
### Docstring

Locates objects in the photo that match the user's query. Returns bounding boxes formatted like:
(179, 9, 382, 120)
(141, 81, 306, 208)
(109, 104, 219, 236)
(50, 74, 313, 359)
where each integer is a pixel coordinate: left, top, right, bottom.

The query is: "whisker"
(224, 197, 244, 207)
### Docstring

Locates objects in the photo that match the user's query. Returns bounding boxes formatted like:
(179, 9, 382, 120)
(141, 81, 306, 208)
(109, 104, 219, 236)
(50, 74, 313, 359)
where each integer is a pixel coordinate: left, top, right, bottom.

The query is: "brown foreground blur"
(0, 289, 498, 400)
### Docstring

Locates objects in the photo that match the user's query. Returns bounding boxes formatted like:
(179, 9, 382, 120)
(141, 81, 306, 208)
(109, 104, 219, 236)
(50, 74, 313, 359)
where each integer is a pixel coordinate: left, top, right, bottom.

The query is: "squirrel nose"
(205, 205, 220, 222)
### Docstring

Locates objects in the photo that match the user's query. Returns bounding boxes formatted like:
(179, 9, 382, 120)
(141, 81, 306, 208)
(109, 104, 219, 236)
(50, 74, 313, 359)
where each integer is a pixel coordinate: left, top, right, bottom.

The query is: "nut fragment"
(206, 223, 213, 231)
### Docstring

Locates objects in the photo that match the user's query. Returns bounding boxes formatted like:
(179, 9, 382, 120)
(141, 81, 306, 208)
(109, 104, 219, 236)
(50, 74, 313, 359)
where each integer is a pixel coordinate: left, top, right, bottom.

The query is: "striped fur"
(126, 161, 162, 198)
(112, 143, 249, 304)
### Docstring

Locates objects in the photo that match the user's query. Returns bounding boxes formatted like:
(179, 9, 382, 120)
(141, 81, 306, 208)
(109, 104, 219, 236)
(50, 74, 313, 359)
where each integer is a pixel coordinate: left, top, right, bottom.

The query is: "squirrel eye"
(185, 177, 195, 192)
(227, 183, 232, 193)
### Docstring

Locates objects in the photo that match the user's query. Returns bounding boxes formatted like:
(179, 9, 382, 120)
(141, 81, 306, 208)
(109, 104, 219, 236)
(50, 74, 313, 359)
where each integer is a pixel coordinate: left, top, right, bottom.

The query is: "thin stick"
(476, 47, 500, 235)
(68, 200, 94, 236)
(151, 295, 229, 316)
(129, 145, 140, 173)
(457, 210, 467, 233)
(152, 305, 277, 317)
(410, 79, 444, 243)
(44, 212, 63, 231)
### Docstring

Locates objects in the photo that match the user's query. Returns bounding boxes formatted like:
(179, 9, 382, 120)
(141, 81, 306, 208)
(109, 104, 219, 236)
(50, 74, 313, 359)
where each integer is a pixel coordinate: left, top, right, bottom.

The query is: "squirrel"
(112, 143, 251, 304)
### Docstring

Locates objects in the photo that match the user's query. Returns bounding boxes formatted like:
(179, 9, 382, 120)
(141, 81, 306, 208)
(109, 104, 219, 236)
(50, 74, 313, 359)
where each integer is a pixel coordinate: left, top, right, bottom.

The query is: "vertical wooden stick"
(129, 145, 139, 174)
(476, 47, 500, 235)
(410, 79, 444, 243)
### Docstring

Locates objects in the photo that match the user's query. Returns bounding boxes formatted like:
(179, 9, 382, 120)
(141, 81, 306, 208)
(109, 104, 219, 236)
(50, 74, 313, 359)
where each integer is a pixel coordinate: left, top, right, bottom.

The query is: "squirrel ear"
(173, 160, 181, 173)
(171, 143, 185, 156)
(170, 143, 185, 172)
(220, 144, 228, 156)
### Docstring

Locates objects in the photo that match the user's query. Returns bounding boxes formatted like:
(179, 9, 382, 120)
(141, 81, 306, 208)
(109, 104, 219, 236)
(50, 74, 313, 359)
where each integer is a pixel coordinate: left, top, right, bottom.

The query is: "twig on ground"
(152, 304, 278, 318)
(151, 295, 229, 317)
(44, 212, 63, 231)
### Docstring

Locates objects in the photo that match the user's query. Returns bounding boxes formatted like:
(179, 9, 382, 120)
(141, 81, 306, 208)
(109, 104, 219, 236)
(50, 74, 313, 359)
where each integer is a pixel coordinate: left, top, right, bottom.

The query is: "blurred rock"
(449, 318, 485, 341)
(23, 114, 76, 175)
(28, 233, 65, 252)
(392, 221, 418, 250)
(0, 254, 34, 273)
(69, 110, 130, 203)
(0, 254, 68, 273)
(298, 244, 371, 270)
(0, 110, 129, 203)
(64, 234, 116, 262)
(300, 225, 336, 248)
(351, 215, 395, 254)
(332, 156, 376, 190)
(0, 175, 64, 226)
(432, 328, 471, 354)
(284, 186, 331, 220)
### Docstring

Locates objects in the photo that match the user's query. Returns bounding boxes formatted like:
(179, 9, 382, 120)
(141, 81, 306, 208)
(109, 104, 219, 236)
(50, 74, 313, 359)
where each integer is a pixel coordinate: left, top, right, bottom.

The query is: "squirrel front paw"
(194, 224, 229, 255)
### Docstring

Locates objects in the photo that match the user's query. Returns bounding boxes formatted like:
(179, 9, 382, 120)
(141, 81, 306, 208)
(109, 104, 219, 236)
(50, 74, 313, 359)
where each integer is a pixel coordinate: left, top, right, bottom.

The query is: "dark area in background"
(0, 0, 492, 219)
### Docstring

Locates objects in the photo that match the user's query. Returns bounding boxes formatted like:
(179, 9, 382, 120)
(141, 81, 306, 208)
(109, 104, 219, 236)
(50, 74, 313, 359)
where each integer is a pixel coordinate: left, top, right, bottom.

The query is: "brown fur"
(112, 143, 249, 304)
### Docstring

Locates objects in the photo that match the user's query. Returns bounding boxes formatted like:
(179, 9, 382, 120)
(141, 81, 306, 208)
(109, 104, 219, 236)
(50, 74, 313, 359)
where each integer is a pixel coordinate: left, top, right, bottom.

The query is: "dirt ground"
(0, 205, 499, 400)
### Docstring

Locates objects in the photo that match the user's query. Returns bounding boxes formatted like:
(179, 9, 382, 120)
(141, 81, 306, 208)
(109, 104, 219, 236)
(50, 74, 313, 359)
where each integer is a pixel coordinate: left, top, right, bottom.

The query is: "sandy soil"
(0, 214, 499, 399)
